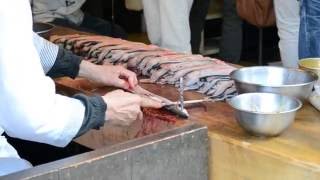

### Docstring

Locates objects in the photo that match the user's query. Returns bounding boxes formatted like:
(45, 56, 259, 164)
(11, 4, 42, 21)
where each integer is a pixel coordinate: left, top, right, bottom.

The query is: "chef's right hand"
(102, 90, 163, 126)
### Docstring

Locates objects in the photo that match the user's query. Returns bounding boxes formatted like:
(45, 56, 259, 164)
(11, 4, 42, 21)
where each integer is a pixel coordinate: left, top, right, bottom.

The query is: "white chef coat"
(32, 0, 86, 25)
(0, 0, 85, 176)
(142, 0, 194, 53)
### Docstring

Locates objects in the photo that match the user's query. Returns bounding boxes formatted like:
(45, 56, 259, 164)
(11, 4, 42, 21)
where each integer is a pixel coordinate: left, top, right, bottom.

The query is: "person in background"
(31, 0, 127, 39)
(273, 0, 300, 68)
(189, 0, 210, 54)
(299, 0, 320, 59)
(0, 0, 161, 176)
(219, 0, 243, 63)
(142, 0, 194, 54)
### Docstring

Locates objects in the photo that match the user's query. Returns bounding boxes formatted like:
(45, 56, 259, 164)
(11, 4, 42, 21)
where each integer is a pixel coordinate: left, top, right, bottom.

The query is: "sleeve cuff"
(46, 47, 82, 79)
(72, 94, 107, 137)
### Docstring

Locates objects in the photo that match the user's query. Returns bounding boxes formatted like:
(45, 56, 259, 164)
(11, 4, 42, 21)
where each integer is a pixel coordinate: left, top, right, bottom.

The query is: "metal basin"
(299, 58, 320, 78)
(33, 22, 54, 39)
(230, 66, 318, 100)
(228, 93, 302, 136)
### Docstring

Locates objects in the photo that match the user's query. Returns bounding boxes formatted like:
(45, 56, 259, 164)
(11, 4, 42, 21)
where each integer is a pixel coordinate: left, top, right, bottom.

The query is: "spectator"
(189, 0, 210, 54)
(299, 0, 320, 59)
(142, 0, 194, 53)
(274, 0, 300, 68)
(219, 0, 243, 63)
(31, 0, 127, 39)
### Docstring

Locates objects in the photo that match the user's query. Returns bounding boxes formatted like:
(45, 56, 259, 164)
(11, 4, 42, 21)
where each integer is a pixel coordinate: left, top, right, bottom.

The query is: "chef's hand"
(102, 90, 163, 126)
(78, 60, 138, 90)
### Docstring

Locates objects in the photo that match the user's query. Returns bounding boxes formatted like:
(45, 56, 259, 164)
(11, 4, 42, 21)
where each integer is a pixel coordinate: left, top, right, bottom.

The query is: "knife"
(179, 77, 185, 112)
(163, 98, 214, 107)
(130, 85, 190, 118)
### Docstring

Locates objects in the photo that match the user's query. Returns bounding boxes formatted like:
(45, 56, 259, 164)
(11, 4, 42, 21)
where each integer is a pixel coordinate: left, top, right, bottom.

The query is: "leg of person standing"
(142, 0, 161, 47)
(299, 0, 320, 59)
(80, 14, 128, 39)
(219, 0, 243, 63)
(189, 0, 210, 54)
(159, 0, 194, 53)
(274, 0, 300, 68)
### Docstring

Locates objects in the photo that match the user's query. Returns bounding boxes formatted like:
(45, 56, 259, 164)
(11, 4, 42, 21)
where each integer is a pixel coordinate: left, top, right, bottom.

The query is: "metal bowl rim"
(33, 22, 55, 34)
(230, 66, 318, 87)
(299, 58, 320, 70)
(228, 92, 303, 115)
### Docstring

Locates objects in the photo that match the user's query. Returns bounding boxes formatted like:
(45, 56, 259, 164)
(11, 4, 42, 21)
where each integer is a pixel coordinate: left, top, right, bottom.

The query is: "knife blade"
(163, 98, 214, 107)
(130, 85, 189, 118)
(179, 77, 184, 112)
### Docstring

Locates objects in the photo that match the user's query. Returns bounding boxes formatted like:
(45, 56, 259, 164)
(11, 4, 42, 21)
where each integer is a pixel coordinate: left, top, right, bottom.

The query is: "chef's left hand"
(78, 60, 138, 90)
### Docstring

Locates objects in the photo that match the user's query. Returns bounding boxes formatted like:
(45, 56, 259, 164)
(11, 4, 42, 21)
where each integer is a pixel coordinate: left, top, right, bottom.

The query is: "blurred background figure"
(189, 0, 210, 54)
(274, 0, 300, 68)
(142, 0, 194, 53)
(219, 0, 243, 63)
(299, 0, 320, 59)
(31, 0, 127, 39)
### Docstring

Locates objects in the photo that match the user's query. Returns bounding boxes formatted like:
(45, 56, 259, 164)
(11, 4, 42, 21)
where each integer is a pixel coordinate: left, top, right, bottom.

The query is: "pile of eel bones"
(50, 34, 237, 101)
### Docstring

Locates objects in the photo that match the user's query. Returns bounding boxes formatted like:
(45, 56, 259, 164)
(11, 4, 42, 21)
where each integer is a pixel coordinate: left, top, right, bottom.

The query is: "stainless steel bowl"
(228, 93, 302, 136)
(33, 22, 54, 39)
(230, 66, 318, 100)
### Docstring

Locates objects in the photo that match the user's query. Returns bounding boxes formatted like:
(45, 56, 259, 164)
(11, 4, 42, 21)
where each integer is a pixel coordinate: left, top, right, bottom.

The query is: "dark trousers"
(189, 0, 210, 54)
(219, 0, 243, 63)
(52, 14, 127, 39)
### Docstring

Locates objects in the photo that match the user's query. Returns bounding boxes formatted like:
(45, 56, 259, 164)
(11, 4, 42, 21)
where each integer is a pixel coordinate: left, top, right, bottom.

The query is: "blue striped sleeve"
(33, 32, 59, 73)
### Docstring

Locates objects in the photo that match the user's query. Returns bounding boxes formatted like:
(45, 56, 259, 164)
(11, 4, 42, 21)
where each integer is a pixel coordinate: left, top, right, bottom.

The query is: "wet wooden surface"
(55, 78, 190, 150)
(52, 27, 320, 180)
(56, 76, 320, 179)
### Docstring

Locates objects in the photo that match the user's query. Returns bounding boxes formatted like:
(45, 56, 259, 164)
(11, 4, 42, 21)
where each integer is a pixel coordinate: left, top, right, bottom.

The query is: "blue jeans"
(299, 0, 320, 59)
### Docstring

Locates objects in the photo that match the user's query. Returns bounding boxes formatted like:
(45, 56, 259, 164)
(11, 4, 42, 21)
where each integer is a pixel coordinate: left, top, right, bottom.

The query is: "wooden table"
(192, 96, 320, 180)
(51, 27, 320, 180)
(138, 84, 320, 180)
(56, 77, 320, 180)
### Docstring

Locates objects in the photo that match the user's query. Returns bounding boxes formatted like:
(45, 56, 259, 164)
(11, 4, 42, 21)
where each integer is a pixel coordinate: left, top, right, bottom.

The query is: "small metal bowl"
(299, 58, 320, 78)
(228, 93, 302, 136)
(33, 22, 54, 39)
(230, 66, 318, 100)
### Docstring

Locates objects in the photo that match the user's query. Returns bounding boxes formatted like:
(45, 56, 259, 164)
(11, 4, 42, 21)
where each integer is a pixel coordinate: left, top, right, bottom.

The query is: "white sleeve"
(33, 32, 59, 73)
(0, 0, 85, 147)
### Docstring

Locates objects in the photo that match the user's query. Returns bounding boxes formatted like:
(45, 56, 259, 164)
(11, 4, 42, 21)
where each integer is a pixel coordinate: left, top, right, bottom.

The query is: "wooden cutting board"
(55, 77, 192, 150)
(52, 26, 320, 180)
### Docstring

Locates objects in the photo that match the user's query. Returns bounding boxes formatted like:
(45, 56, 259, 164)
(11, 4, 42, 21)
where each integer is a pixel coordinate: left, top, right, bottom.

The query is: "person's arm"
(0, 0, 87, 147)
(72, 94, 106, 137)
(33, 34, 138, 89)
(32, 33, 59, 74)
(32, 34, 107, 137)
(33, 33, 82, 78)
(46, 46, 82, 78)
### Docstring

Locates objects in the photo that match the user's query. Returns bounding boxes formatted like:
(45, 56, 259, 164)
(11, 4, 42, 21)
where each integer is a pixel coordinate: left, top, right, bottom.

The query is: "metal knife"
(163, 98, 214, 107)
(130, 85, 190, 118)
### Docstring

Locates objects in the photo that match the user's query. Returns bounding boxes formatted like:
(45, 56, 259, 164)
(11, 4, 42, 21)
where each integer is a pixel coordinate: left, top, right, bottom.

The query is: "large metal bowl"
(228, 93, 302, 136)
(33, 22, 54, 39)
(230, 66, 318, 100)
(299, 58, 320, 78)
